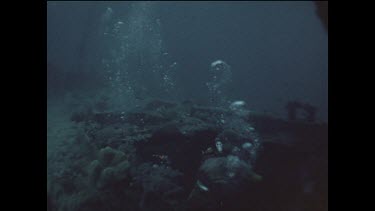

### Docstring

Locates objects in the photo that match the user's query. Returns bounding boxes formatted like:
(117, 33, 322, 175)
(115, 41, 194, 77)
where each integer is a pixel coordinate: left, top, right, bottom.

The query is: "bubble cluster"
(99, 2, 177, 108)
(206, 60, 232, 107)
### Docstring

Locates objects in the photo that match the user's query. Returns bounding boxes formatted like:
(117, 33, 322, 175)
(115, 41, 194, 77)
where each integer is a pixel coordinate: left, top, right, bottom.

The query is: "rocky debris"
(125, 111, 171, 127)
(132, 163, 185, 211)
(87, 146, 131, 189)
(48, 99, 327, 211)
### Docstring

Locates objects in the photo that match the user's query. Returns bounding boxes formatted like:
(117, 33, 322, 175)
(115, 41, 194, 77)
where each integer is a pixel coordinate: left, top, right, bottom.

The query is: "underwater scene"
(47, 1, 328, 211)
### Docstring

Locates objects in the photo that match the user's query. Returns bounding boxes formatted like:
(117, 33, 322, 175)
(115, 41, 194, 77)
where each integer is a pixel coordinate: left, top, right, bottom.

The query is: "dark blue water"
(47, 1, 327, 121)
